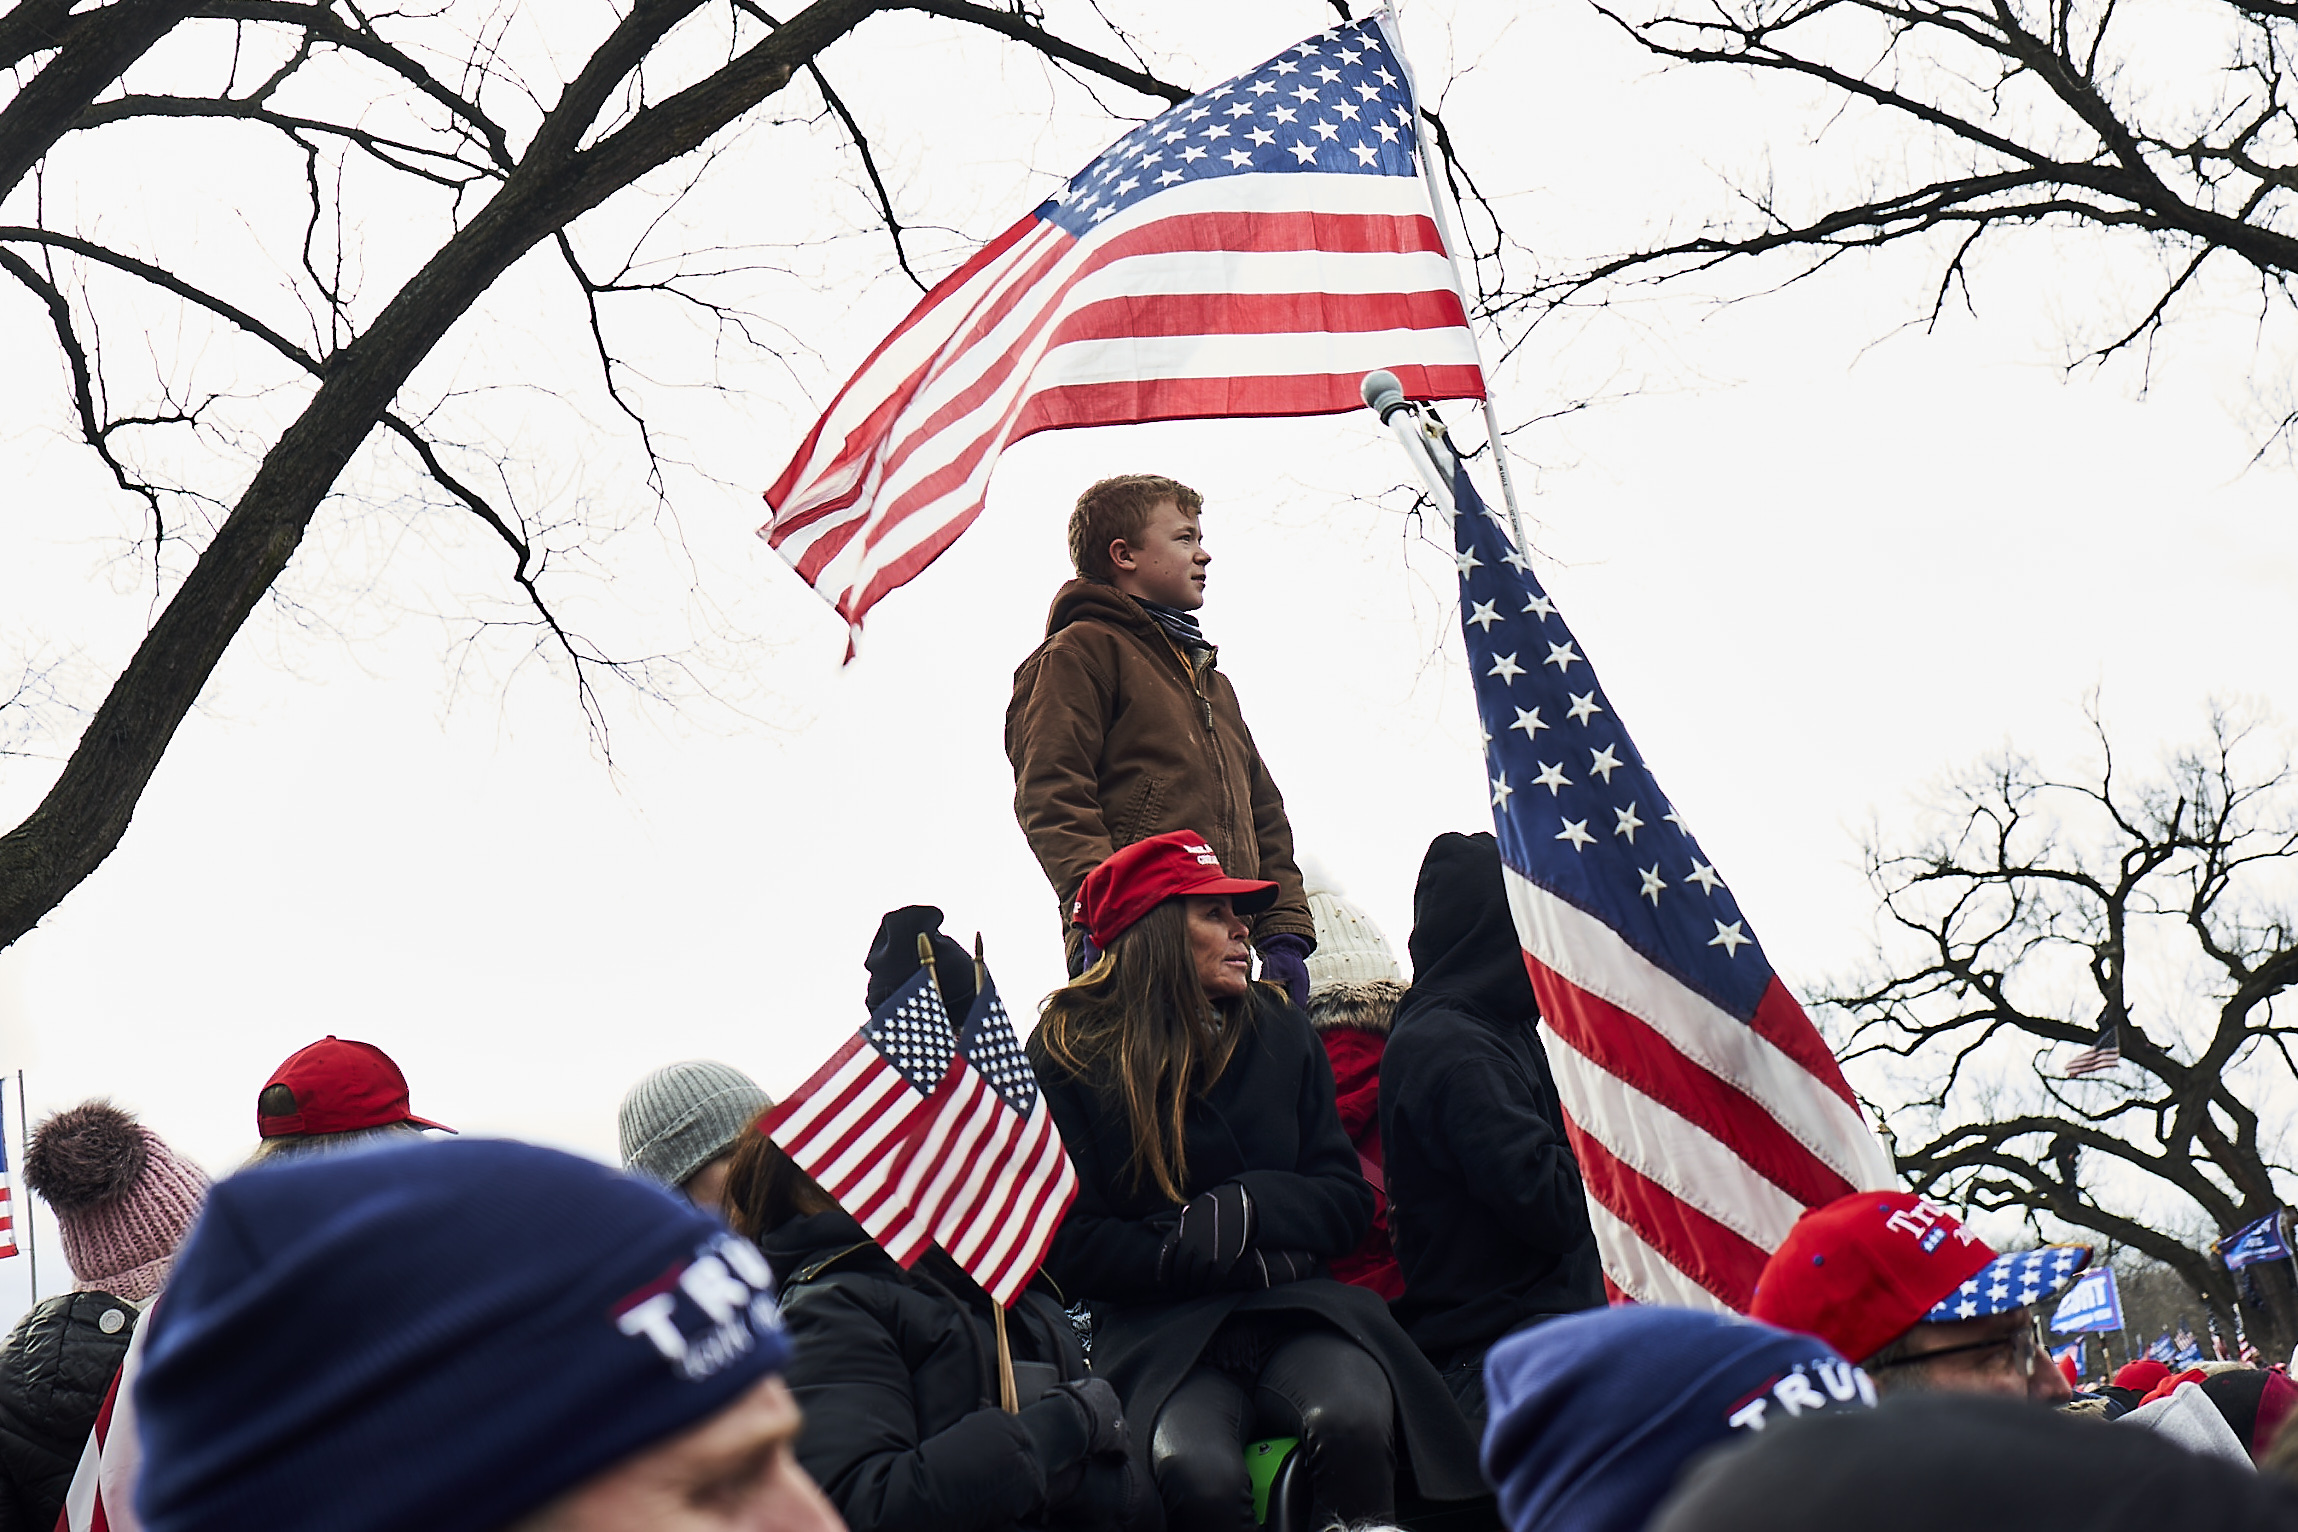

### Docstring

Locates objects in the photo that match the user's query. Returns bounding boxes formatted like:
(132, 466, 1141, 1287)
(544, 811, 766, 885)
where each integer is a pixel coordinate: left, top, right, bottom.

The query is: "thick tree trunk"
(0, 0, 882, 948)
(0, 0, 200, 199)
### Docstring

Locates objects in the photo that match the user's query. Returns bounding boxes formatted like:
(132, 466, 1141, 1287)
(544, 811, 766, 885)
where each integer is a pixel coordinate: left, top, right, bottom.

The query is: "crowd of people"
(0, 473, 2294, 1530)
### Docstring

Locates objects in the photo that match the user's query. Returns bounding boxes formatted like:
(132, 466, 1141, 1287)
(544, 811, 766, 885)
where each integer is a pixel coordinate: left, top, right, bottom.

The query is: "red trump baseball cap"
(257, 1036, 454, 1138)
(1075, 830, 1279, 949)
(1749, 1191, 1999, 1364)
(1751, 1191, 2092, 1365)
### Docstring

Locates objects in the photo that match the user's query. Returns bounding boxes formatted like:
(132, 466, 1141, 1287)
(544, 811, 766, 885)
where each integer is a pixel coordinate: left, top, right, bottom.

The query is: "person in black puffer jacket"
(724, 904, 1139, 1532)
(1, 1101, 207, 1529)
(1028, 833, 1485, 1532)
(724, 1123, 1134, 1532)
(1379, 832, 1604, 1429)
(0, 1293, 136, 1529)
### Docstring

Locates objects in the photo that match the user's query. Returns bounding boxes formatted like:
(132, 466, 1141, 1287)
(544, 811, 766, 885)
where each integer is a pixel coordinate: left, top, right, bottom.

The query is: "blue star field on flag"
(1449, 460, 1778, 1022)
(956, 980, 1038, 1116)
(1928, 1245, 2091, 1322)
(1037, 17, 1417, 238)
(862, 969, 956, 1093)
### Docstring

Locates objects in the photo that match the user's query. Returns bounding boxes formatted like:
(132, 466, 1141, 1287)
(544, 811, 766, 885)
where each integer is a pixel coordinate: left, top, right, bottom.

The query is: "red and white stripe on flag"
(761, 1031, 952, 1267)
(760, 15, 1485, 648)
(896, 985, 1078, 1306)
(0, 1094, 18, 1259)
(61, 1311, 146, 1531)
(1443, 453, 1894, 1313)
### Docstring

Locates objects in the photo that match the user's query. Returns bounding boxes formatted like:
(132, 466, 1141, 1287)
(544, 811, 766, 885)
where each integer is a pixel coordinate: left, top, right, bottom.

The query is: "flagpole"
(1379, 2, 1528, 552)
(917, 934, 1022, 1406)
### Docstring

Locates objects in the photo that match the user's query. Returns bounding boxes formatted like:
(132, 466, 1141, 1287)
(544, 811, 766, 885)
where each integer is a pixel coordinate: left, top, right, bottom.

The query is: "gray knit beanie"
(616, 1061, 770, 1188)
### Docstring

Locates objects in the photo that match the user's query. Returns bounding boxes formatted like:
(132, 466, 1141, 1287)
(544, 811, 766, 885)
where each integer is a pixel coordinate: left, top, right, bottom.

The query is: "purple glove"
(1258, 934, 1313, 1009)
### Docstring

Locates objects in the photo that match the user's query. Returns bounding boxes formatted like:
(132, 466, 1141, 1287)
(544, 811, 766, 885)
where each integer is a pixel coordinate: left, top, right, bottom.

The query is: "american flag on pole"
(0, 1096, 17, 1259)
(900, 974, 1078, 1306)
(760, 967, 959, 1266)
(761, 15, 1484, 648)
(2062, 1010, 2120, 1078)
(1442, 454, 1893, 1311)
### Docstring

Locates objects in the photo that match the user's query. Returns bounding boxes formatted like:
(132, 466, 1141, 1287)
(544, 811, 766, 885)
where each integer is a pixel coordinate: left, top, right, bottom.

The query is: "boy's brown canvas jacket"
(1006, 578, 1313, 944)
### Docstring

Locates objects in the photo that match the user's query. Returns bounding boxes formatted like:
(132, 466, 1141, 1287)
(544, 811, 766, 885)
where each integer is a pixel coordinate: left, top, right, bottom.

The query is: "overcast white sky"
(1, 0, 2292, 1321)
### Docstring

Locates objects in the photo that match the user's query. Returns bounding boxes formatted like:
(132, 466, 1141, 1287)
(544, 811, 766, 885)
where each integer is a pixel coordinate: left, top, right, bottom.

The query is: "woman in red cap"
(1027, 832, 1483, 1532)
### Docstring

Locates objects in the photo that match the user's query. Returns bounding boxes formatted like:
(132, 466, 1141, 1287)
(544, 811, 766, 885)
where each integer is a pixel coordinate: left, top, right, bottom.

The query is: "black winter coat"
(0, 1292, 138, 1531)
(1380, 832, 1604, 1363)
(765, 1209, 1111, 1532)
(1029, 986, 1484, 1502)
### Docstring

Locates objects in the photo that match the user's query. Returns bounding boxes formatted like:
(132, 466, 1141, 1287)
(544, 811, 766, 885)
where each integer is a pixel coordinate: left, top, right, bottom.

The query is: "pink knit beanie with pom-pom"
(24, 1100, 209, 1301)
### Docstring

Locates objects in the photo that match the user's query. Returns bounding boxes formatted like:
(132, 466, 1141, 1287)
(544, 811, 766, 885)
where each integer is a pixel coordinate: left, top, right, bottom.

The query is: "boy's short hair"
(1068, 474, 1203, 582)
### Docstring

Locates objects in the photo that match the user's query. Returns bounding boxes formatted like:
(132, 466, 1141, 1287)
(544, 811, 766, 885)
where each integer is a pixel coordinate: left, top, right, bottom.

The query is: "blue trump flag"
(2050, 1266, 2124, 1334)
(2216, 1212, 2293, 1271)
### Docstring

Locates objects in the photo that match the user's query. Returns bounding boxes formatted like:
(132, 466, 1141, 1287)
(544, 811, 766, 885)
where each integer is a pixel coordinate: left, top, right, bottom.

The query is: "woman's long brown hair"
(1034, 898, 1252, 1202)
(720, 1123, 837, 1243)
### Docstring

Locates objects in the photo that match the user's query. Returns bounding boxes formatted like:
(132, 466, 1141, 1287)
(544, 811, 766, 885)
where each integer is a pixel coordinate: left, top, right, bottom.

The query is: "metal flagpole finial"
(915, 931, 947, 1013)
(1362, 370, 1464, 522)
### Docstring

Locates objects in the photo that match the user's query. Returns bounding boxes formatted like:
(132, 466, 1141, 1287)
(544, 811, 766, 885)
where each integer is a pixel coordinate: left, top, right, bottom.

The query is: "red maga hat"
(258, 1036, 453, 1138)
(1075, 831, 1279, 949)
(1748, 1191, 1998, 1364)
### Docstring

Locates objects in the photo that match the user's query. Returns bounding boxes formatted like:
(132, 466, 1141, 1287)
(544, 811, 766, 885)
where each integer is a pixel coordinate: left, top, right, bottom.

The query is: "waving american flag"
(902, 974, 1078, 1306)
(1443, 455, 1893, 1310)
(763, 15, 1484, 647)
(760, 967, 958, 1265)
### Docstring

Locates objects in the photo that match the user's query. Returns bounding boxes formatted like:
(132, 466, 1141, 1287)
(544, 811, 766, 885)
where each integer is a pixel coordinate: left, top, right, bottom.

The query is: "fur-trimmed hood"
(1306, 978, 1405, 1034)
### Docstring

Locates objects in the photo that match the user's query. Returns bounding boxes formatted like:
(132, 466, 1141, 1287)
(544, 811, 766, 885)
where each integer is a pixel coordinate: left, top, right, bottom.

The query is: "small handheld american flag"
(760, 967, 961, 1266)
(901, 971, 1078, 1306)
(762, 14, 1485, 648)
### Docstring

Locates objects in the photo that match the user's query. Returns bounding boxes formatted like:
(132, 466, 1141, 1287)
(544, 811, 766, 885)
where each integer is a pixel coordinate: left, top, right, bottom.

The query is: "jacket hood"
(757, 1207, 873, 1279)
(1400, 831, 1539, 1028)
(1045, 577, 1161, 640)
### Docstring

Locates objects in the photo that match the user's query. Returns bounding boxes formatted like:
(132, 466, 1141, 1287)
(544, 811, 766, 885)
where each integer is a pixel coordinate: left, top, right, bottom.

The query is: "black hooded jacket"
(0, 1291, 138, 1530)
(1379, 832, 1603, 1362)
(763, 1208, 1128, 1532)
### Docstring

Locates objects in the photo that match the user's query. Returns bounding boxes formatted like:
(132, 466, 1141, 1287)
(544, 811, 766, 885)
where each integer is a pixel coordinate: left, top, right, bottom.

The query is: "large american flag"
(1443, 456, 1894, 1311)
(760, 967, 959, 1265)
(900, 975, 1078, 1306)
(761, 15, 1484, 646)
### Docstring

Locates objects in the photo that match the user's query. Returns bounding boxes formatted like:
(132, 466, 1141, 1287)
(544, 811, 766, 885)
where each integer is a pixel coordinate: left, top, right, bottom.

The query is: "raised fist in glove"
(863, 904, 976, 1021)
(1157, 1182, 1256, 1291)
(1256, 934, 1313, 1009)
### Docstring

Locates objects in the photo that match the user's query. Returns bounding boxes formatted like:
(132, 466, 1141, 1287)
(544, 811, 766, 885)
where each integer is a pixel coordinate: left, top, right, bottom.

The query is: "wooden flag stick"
(992, 1300, 1019, 1412)
(916, 932, 945, 1010)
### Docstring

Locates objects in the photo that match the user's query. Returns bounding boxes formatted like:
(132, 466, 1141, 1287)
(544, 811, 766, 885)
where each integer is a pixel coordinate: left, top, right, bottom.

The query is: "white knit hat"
(1300, 856, 1403, 994)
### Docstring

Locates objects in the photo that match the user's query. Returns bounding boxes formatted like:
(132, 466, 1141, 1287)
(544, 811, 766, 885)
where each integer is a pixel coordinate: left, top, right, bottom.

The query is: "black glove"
(1022, 1376, 1131, 1519)
(1227, 1248, 1318, 1289)
(1157, 1183, 1255, 1290)
(863, 905, 977, 1020)
(1044, 1376, 1128, 1459)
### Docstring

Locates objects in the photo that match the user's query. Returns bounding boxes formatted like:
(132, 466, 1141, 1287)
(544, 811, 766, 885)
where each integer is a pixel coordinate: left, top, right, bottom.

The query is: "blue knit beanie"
(135, 1138, 793, 1532)
(1482, 1306, 1877, 1532)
